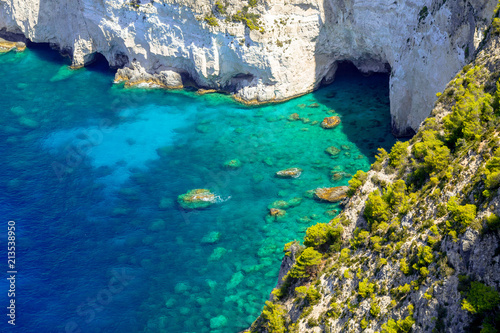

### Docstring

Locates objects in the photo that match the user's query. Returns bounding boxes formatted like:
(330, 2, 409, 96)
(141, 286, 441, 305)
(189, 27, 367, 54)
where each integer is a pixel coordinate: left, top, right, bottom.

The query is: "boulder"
(325, 146, 341, 156)
(269, 208, 286, 217)
(276, 167, 303, 178)
(320, 116, 341, 129)
(314, 186, 349, 202)
(224, 159, 242, 169)
(177, 189, 216, 209)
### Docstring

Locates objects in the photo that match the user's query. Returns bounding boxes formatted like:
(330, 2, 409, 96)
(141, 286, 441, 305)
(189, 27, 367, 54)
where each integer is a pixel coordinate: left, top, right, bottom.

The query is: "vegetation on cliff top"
(249, 7, 500, 333)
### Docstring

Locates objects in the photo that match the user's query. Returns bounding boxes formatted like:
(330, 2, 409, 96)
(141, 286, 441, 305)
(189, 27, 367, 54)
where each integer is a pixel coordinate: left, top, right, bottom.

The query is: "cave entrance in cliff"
(315, 60, 395, 162)
(86, 52, 113, 73)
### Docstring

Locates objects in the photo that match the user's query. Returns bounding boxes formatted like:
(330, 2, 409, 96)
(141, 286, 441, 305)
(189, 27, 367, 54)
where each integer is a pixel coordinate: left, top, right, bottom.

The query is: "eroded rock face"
(0, 0, 496, 135)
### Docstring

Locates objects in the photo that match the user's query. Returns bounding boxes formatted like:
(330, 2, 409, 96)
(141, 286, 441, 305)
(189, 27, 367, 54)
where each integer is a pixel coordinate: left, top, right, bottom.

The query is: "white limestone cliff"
(0, 0, 496, 135)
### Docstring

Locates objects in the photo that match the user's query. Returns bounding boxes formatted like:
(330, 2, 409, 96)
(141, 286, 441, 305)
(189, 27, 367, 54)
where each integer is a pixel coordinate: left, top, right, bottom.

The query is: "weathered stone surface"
(320, 116, 341, 129)
(325, 146, 341, 156)
(223, 159, 242, 169)
(0, 38, 25, 53)
(276, 167, 302, 178)
(0, 0, 495, 135)
(269, 208, 286, 218)
(177, 189, 216, 209)
(314, 186, 349, 202)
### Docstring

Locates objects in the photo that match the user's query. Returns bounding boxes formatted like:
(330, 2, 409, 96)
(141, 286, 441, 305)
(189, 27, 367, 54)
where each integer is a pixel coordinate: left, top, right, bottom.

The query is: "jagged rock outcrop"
(0, 0, 497, 135)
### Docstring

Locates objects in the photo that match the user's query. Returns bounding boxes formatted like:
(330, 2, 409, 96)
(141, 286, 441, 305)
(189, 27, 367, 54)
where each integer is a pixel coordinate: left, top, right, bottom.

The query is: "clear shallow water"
(0, 45, 395, 332)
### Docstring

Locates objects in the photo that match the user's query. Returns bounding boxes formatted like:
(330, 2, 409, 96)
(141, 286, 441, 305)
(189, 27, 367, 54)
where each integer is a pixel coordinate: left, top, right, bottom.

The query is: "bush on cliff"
(295, 285, 321, 306)
(303, 222, 342, 251)
(461, 281, 500, 314)
(389, 141, 409, 168)
(348, 170, 367, 196)
(261, 301, 286, 332)
(447, 196, 477, 233)
(289, 247, 322, 278)
(364, 190, 390, 227)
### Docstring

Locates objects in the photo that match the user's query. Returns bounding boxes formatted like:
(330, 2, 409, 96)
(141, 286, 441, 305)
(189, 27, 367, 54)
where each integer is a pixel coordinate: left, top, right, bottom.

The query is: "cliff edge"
(0, 0, 497, 135)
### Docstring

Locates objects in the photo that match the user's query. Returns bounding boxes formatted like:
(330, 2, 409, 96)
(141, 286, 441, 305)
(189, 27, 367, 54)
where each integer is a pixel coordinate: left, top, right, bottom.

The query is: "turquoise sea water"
(0, 45, 395, 332)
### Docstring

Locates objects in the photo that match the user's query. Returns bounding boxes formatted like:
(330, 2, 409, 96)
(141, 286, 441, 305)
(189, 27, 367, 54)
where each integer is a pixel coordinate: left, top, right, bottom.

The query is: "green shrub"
(493, 17, 500, 36)
(447, 196, 477, 232)
(461, 281, 500, 314)
(486, 213, 500, 231)
(412, 130, 450, 174)
(340, 248, 350, 262)
(249, 0, 258, 7)
(289, 247, 322, 278)
(383, 179, 411, 214)
(418, 6, 428, 22)
(261, 301, 286, 332)
(389, 141, 409, 168)
(303, 223, 342, 250)
(232, 9, 262, 31)
(358, 278, 375, 298)
(443, 66, 493, 146)
(486, 171, 500, 189)
(307, 317, 318, 327)
(204, 15, 219, 26)
(371, 148, 388, 171)
(417, 245, 434, 266)
(381, 315, 415, 333)
(361, 318, 369, 329)
(370, 301, 381, 317)
(214, 0, 227, 14)
(348, 170, 367, 196)
(365, 190, 390, 227)
(295, 285, 321, 305)
(350, 228, 370, 249)
(400, 258, 411, 275)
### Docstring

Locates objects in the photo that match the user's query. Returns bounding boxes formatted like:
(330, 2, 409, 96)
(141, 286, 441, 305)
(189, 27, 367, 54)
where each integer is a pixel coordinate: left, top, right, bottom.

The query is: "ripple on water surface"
(0, 46, 395, 332)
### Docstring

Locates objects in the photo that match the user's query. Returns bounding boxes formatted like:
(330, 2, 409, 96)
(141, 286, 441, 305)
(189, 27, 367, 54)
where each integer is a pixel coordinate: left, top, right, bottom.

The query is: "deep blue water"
(0, 45, 395, 332)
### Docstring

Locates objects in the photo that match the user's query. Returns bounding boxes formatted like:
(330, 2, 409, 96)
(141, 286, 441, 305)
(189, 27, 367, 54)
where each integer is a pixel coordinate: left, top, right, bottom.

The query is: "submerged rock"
(288, 113, 300, 121)
(330, 170, 352, 182)
(208, 247, 227, 261)
(331, 172, 343, 181)
(314, 186, 349, 202)
(268, 200, 289, 210)
(224, 159, 242, 169)
(325, 146, 341, 156)
(269, 208, 286, 216)
(201, 231, 221, 244)
(320, 116, 341, 129)
(267, 208, 286, 222)
(268, 197, 302, 210)
(210, 314, 228, 329)
(276, 167, 303, 178)
(177, 189, 216, 209)
(325, 209, 339, 217)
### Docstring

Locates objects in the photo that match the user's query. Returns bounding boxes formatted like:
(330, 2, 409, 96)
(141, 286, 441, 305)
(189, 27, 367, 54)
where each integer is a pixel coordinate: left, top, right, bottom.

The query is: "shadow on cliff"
(312, 62, 396, 163)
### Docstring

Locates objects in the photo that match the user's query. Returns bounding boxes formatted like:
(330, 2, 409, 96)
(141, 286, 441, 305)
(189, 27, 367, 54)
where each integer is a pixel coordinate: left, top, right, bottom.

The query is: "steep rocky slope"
(0, 0, 497, 135)
(248, 10, 500, 333)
